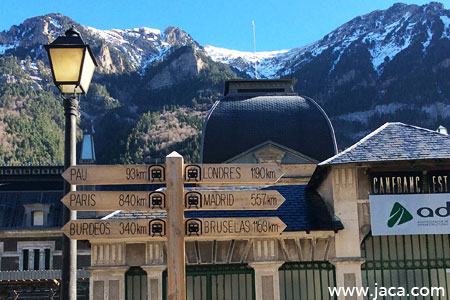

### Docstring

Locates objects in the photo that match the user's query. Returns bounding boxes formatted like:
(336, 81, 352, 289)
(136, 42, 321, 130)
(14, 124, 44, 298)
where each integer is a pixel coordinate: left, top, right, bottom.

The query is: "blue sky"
(0, 0, 441, 51)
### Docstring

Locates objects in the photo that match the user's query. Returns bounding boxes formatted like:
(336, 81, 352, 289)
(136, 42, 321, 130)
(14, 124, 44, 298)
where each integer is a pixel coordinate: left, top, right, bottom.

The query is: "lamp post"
(45, 27, 97, 300)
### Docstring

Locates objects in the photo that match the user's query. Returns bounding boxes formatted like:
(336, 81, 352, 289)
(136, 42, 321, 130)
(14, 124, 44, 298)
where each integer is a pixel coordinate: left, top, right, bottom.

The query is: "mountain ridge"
(1, 2, 450, 163)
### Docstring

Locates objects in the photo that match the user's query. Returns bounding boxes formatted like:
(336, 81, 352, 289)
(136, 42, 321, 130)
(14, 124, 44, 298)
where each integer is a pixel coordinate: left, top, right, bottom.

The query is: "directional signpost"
(60, 157, 286, 300)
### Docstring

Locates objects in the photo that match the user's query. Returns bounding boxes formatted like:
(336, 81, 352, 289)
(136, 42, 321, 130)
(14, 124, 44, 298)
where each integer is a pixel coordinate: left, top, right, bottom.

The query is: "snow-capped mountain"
(0, 13, 198, 74)
(206, 2, 450, 80)
(3, 3, 449, 80)
(204, 45, 289, 78)
(85, 25, 199, 73)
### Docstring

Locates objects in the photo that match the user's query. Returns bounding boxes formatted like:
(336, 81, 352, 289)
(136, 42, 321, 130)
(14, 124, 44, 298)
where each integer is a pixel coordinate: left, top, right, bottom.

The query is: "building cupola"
(201, 79, 338, 164)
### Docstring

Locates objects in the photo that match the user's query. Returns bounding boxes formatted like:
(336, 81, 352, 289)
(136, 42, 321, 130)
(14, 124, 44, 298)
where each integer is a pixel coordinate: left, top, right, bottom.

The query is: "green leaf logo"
(387, 202, 413, 228)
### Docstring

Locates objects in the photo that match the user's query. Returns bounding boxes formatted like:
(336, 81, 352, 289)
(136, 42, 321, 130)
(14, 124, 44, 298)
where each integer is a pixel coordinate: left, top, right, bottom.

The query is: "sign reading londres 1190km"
(62, 164, 166, 185)
(184, 164, 283, 184)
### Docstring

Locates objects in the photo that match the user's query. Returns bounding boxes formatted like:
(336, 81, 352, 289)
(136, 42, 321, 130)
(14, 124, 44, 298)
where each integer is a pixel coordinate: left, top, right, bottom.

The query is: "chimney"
(437, 125, 448, 135)
(223, 79, 296, 96)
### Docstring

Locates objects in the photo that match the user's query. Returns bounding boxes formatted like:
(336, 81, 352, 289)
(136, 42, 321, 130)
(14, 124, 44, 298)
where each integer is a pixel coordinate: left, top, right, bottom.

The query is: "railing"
(279, 261, 337, 300)
(362, 234, 450, 300)
(0, 269, 89, 280)
(162, 264, 255, 300)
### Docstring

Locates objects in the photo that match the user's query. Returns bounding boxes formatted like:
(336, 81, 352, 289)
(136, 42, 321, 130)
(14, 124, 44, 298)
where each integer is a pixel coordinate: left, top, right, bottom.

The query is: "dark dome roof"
(201, 81, 337, 163)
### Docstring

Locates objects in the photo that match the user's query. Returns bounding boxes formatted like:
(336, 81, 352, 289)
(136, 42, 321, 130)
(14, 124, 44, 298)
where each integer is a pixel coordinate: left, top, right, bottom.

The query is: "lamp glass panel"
(79, 49, 96, 93)
(60, 84, 83, 94)
(48, 48, 83, 82)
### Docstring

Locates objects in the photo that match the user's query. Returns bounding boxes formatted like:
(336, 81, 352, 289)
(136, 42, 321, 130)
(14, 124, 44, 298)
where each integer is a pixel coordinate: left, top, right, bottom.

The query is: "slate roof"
(0, 191, 64, 229)
(0, 166, 65, 229)
(320, 122, 450, 165)
(0, 165, 64, 191)
(108, 185, 343, 232)
(201, 94, 338, 163)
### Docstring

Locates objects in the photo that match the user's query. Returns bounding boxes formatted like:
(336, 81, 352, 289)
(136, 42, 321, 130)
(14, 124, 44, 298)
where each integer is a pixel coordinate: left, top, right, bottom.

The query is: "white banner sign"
(370, 194, 450, 235)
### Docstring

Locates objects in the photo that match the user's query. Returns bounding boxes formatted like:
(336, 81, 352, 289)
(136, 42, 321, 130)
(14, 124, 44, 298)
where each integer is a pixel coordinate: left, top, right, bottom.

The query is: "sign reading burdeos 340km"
(62, 164, 166, 185)
(184, 164, 283, 184)
(62, 219, 167, 240)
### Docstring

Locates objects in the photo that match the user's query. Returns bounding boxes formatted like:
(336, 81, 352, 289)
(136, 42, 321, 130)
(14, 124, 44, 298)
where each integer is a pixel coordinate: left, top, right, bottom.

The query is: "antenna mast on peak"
(252, 20, 258, 79)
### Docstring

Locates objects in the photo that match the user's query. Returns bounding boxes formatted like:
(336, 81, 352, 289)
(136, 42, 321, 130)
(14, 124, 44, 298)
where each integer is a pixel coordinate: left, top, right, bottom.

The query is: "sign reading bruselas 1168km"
(62, 219, 167, 240)
(185, 217, 286, 237)
(61, 191, 166, 211)
(184, 164, 283, 184)
(62, 165, 165, 185)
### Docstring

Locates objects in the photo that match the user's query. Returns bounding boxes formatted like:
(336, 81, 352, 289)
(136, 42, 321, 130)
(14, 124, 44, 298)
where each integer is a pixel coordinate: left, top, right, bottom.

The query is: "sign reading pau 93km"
(62, 164, 166, 185)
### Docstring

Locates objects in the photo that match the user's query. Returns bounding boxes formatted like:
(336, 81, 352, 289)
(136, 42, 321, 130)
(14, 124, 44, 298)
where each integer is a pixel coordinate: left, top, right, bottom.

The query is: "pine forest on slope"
(1, 2, 450, 164)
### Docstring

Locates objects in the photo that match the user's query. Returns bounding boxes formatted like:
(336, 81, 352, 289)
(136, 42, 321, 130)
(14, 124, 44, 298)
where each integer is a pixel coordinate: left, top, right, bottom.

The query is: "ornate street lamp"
(44, 27, 97, 300)
(45, 27, 97, 95)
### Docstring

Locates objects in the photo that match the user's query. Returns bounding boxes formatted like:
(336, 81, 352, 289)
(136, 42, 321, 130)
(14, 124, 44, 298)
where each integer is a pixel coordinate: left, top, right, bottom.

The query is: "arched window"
(125, 267, 147, 300)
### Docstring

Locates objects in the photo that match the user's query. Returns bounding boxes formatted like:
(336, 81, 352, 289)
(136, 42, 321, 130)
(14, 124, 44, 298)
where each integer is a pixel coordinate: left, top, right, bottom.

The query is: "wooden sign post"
(166, 152, 186, 300)
(60, 154, 287, 300)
